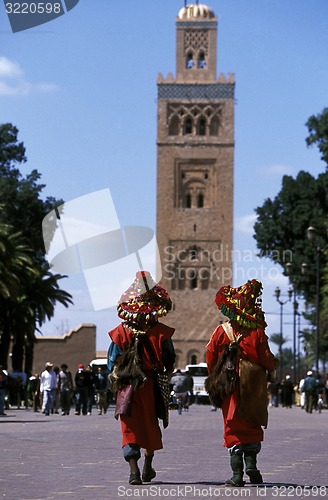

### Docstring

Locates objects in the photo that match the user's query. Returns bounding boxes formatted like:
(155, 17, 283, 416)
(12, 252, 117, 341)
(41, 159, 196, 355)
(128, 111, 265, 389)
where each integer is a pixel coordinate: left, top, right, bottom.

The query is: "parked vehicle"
(89, 358, 109, 376)
(185, 362, 209, 404)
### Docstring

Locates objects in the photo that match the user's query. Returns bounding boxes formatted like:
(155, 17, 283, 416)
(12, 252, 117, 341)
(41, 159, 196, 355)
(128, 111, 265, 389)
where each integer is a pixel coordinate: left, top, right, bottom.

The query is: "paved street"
(1, 404, 327, 500)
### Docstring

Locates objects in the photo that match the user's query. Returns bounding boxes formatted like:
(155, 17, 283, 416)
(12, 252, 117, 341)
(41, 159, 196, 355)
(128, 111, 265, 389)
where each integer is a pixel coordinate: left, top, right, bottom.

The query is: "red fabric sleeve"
(205, 325, 228, 373)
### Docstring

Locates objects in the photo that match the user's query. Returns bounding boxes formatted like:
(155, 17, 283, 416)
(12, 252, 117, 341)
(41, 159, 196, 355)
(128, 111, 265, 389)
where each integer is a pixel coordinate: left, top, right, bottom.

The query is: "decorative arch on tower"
(180, 177, 206, 208)
(170, 244, 211, 291)
(184, 29, 209, 70)
(167, 103, 222, 137)
(186, 51, 195, 69)
(183, 116, 193, 135)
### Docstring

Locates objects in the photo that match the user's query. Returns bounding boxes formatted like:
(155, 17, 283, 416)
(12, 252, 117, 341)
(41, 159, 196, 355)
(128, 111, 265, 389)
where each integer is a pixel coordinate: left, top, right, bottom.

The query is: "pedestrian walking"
(28, 373, 41, 412)
(40, 362, 57, 416)
(302, 371, 317, 413)
(108, 270, 176, 485)
(0, 365, 8, 416)
(206, 279, 278, 487)
(94, 366, 109, 415)
(170, 369, 191, 411)
(299, 377, 306, 409)
(58, 364, 73, 415)
(281, 375, 294, 408)
(74, 364, 89, 416)
(268, 380, 279, 407)
(317, 394, 324, 413)
(52, 366, 60, 414)
(86, 364, 95, 415)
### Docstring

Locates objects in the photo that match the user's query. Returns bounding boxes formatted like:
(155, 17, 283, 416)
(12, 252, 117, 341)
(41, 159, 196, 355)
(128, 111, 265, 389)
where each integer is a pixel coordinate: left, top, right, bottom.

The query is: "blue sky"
(1, 1, 327, 354)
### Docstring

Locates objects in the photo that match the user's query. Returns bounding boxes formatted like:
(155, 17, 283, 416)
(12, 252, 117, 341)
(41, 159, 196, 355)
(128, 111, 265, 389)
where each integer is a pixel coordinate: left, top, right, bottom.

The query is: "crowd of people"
(268, 371, 328, 413)
(0, 362, 113, 417)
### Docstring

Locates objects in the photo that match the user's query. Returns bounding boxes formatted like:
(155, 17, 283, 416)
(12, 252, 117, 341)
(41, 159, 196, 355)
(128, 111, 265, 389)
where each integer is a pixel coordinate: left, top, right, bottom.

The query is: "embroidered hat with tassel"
(215, 279, 267, 329)
(117, 270, 172, 326)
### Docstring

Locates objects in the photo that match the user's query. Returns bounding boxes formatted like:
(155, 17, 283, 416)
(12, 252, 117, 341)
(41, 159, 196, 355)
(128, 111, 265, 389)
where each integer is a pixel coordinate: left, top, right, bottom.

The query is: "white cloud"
(0, 56, 59, 96)
(0, 56, 23, 78)
(235, 213, 257, 235)
(260, 164, 295, 177)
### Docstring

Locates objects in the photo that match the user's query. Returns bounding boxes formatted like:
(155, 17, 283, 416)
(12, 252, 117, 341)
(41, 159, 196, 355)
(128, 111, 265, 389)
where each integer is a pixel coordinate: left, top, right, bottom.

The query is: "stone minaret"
(156, 3, 234, 367)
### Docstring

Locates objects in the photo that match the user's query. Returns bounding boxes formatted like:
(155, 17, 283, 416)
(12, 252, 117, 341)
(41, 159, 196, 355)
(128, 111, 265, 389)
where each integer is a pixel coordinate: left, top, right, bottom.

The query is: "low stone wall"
(33, 324, 96, 375)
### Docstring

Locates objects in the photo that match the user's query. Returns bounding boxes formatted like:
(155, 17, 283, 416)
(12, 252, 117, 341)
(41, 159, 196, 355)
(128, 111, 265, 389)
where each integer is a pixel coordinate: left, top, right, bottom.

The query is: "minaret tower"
(156, 2, 234, 367)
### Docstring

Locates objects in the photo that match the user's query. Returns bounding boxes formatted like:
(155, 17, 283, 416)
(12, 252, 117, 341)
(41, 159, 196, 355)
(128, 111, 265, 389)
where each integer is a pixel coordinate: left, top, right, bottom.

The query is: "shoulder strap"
(222, 322, 245, 344)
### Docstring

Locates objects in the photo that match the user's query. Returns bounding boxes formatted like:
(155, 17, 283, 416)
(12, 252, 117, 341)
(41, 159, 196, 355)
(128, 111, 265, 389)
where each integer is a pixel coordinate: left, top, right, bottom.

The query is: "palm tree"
(0, 223, 35, 299)
(0, 223, 36, 368)
(0, 222, 73, 371)
(269, 333, 289, 355)
(21, 267, 73, 374)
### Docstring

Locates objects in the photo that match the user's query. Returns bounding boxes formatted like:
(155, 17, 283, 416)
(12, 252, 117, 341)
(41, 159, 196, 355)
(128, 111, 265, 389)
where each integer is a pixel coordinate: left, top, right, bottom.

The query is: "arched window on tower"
(189, 245, 198, 261)
(190, 272, 198, 289)
(186, 52, 194, 69)
(185, 192, 192, 208)
(169, 115, 180, 136)
(178, 267, 186, 290)
(200, 268, 210, 290)
(197, 117, 206, 136)
(210, 116, 220, 136)
(197, 192, 204, 208)
(183, 117, 193, 135)
(198, 52, 206, 69)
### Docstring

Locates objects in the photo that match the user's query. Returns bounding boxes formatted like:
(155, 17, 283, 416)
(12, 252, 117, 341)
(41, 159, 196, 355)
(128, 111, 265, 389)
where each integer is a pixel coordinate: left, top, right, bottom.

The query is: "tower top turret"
(178, 3, 215, 21)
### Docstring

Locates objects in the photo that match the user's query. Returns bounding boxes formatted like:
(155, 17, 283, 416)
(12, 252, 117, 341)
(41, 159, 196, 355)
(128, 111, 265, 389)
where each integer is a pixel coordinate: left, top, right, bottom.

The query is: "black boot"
(142, 454, 156, 482)
(225, 454, 245, 487)
(244, 452, 263, 484)
(128, 458, 142, 485)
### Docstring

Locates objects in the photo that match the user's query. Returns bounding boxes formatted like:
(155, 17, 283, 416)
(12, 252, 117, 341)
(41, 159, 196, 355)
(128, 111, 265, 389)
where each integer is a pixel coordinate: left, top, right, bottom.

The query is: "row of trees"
(0, 124, 73, 374)
(254, 108, 328, 371)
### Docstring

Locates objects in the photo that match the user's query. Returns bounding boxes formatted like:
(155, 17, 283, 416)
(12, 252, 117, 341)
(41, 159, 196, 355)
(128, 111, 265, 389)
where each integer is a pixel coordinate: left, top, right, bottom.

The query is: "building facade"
(156, 3, 234, 368)
(33, 324, 96, 375)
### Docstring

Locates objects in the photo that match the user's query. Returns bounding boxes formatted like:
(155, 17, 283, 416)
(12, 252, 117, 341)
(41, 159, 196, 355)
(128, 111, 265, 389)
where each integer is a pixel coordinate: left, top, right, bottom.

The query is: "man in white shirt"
(40, 362, 57, 416)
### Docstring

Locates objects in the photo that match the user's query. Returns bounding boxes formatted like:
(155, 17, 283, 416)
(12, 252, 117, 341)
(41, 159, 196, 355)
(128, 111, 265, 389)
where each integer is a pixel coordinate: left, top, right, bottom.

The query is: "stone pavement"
(1, 404, 327, 500)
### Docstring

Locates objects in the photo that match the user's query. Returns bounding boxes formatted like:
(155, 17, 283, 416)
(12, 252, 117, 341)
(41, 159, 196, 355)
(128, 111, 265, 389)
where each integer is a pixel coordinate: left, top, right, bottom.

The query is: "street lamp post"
(306, 226, 328, 374)
(275, 286, 292, 381)
(292, 291, 298, 384)
(285, 262, 307, 383)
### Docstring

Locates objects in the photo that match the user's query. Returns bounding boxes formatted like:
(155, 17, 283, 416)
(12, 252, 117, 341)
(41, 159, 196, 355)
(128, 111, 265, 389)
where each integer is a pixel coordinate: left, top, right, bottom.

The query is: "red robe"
(206, 323, 275, 448)
(108, 322, 174, 451)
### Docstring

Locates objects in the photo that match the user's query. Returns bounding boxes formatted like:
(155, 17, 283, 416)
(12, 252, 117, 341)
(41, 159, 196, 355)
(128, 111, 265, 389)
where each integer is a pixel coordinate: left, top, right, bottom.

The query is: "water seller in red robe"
(108, 271, 175, 485)
(206, 279, 278, 487)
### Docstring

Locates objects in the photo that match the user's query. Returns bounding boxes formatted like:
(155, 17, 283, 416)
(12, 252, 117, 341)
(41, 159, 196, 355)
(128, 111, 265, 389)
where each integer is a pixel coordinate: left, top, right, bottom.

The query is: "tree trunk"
(24, 340, 34, 377)
(11, 340, 24, 372)
(0, 316, 11, 369)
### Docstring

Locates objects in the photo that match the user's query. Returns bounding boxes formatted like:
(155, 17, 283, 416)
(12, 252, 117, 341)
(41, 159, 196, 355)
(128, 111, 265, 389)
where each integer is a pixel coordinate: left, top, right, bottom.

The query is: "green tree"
(0, 223, 33, 300)
(269, 333, 289, 354)
(0, 124, 60, 261)
(254, 109, 328, 368)
(0, 124, 73, 372)
(8, 267, 73, 373)
(254, 170, 328, 301)
(306, 108, 328, 167)
(321, 263, 328, 372)
(0, 224, 35, 367)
